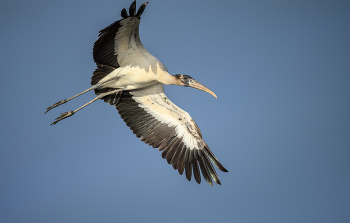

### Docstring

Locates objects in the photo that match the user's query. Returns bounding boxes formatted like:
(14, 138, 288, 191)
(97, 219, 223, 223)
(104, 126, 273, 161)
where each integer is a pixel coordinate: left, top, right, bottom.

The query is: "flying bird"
(45, 1, 228, 185)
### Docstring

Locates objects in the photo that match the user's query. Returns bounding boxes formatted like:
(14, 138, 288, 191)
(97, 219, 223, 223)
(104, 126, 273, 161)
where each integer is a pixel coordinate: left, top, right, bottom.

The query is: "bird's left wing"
(92, 1, 167, 85)
(114, 84, 228, 185)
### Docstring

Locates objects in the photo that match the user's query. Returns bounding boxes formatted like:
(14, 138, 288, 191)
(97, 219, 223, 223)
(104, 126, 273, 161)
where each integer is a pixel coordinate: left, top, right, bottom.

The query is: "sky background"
(1, 0, 349, 222)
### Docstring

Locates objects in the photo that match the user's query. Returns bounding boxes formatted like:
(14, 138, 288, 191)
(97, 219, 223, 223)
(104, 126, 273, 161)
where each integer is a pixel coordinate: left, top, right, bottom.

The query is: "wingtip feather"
(129, 1, 136, 17)
(121, 8, 129, 18)
(135, 2, 149, 18)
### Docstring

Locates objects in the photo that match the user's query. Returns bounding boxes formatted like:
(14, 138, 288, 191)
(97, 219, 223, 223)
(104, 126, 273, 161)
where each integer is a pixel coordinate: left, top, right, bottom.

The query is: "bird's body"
(45, 1, 228, 185)
(98, 63, 169, 90)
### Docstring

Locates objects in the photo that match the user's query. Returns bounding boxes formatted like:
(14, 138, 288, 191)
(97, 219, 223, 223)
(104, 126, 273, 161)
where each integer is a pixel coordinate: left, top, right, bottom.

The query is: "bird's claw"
(45, 99, 68, 114)
(50, 111, 75, 125)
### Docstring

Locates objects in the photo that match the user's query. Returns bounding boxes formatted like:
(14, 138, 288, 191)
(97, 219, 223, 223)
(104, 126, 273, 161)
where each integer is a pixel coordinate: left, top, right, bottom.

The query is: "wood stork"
(45, 1, 228, 185)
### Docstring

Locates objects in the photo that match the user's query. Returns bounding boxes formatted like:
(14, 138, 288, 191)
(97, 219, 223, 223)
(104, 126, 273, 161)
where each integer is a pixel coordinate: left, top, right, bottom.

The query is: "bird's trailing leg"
(50, 88, 122, 125)
(44, 75, 120, 114)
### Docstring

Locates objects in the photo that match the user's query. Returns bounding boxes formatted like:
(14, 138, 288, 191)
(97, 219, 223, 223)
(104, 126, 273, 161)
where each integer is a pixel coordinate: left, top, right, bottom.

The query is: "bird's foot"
(45, 99, 68, 114)
(50, 111, 75, 125)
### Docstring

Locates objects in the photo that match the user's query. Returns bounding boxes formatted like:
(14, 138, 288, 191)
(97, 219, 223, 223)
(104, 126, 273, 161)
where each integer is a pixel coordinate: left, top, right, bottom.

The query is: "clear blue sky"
(1, 0, 349, 222)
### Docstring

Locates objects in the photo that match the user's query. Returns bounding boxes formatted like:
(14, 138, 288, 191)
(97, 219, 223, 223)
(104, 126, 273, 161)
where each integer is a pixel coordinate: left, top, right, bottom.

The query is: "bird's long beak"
(188, 80, 217, 98)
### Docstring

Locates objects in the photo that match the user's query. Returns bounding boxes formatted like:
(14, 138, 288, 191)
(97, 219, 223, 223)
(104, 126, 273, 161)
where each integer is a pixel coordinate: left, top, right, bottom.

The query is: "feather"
(135, 2, 149, 18)
(121, 8, 129, 18)
(171, 143, 185, 169)
(203, 146, 228, 172)
(177, 147, 187, 175)
(129, 1, 136, 17)
(165, 138, 181, 164)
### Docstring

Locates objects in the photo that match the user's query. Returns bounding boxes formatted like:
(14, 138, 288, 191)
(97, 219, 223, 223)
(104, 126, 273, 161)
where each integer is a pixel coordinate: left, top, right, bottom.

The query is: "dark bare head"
(174, 74, 217, 98)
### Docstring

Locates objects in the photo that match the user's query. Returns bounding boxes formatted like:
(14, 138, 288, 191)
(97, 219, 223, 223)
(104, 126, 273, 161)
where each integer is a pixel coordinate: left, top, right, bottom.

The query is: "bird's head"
(174, 74, 217, 98)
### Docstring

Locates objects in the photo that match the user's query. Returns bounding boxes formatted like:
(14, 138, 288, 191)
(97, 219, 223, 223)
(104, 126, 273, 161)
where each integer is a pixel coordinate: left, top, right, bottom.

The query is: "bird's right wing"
(114, 83, 228, 185)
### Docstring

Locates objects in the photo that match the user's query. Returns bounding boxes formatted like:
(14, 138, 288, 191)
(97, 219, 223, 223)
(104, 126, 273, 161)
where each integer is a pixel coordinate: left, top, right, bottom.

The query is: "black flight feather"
(193, 160, 201, 184)
(129, 1, 136, 16)
(135, 2, 149, 18)
(121, 8, 129, 18)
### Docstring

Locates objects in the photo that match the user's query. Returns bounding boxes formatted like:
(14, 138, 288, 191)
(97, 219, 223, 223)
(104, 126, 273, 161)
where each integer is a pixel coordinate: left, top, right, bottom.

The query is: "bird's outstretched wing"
(92, 1, 167, 86)
(113, 84, 228, 185)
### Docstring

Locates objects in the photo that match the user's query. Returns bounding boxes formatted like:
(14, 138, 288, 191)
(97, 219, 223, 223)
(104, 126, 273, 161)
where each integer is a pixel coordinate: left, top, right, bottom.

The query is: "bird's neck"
(159, 73, 181, 86)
